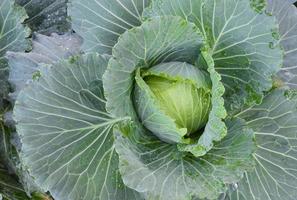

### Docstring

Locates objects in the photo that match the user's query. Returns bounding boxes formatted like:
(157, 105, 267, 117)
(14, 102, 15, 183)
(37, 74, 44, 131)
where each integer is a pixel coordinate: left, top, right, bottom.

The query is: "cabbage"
(1, 0, 297, 200)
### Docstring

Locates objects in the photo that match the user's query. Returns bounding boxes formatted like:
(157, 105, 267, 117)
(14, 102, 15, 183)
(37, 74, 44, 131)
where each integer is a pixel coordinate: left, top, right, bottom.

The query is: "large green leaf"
(7, 32, 82, 102)
(68, 0, 151, 54)
(15, 0, 70, 34)
(0, 0, 31, 108)
(103, 16, 226, 156)
(6, 31, 81, 197)
(144, 0, 283, 113)
(226, 89, 297, 200)
(0, 162, 30, 200)
(267, 0, 297, 88)
(115, 118, 255, 200)
(14, 54, 142, 200)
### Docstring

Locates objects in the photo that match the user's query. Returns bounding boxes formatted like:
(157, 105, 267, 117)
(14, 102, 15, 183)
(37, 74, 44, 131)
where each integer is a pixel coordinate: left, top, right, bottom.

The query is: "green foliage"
(0, 0, 31, 108)
(227, 89, 297, 200)
(0, 162, 30, 200)
(15, 0, 70, 34)
(1, 0, 297, 200)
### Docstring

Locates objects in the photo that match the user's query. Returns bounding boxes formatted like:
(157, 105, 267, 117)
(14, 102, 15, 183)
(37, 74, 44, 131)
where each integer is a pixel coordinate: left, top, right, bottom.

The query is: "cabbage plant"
(1, 0, 297, 200)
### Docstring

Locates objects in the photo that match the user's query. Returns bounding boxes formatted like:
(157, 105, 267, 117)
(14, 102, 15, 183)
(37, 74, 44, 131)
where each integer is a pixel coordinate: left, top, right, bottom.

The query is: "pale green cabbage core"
(135, 62, 212, 140)
(145, 75, 211, 135)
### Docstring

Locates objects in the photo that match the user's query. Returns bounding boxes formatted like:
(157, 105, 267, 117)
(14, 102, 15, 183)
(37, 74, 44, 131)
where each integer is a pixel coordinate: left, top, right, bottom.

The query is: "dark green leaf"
(0, 162, 30, 200)
(1, 104, 42, 197)
(15, 0, 70, 34)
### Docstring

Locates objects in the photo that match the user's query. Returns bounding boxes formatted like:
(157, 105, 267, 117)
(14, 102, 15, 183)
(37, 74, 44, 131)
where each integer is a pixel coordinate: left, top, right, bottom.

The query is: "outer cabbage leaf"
(115, 118, 255, 200)
(1, 107, 42, 196)
(14, 54, 142, 200)
(5, 30, 83, 198)
(0, 110, 15, 170)
(103, 16, 226, 156)
(0, 0, 31, 108)
(4, 33, 81, 197)
(0, 162, 30, 200)
(144, 0, 283, 113)
(267, 0, 297, 88)
(15, 0, 70, 34)
(7, 33, 82, 102)
(226, 89, 297, 200)
(68, 0, 150, 54)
